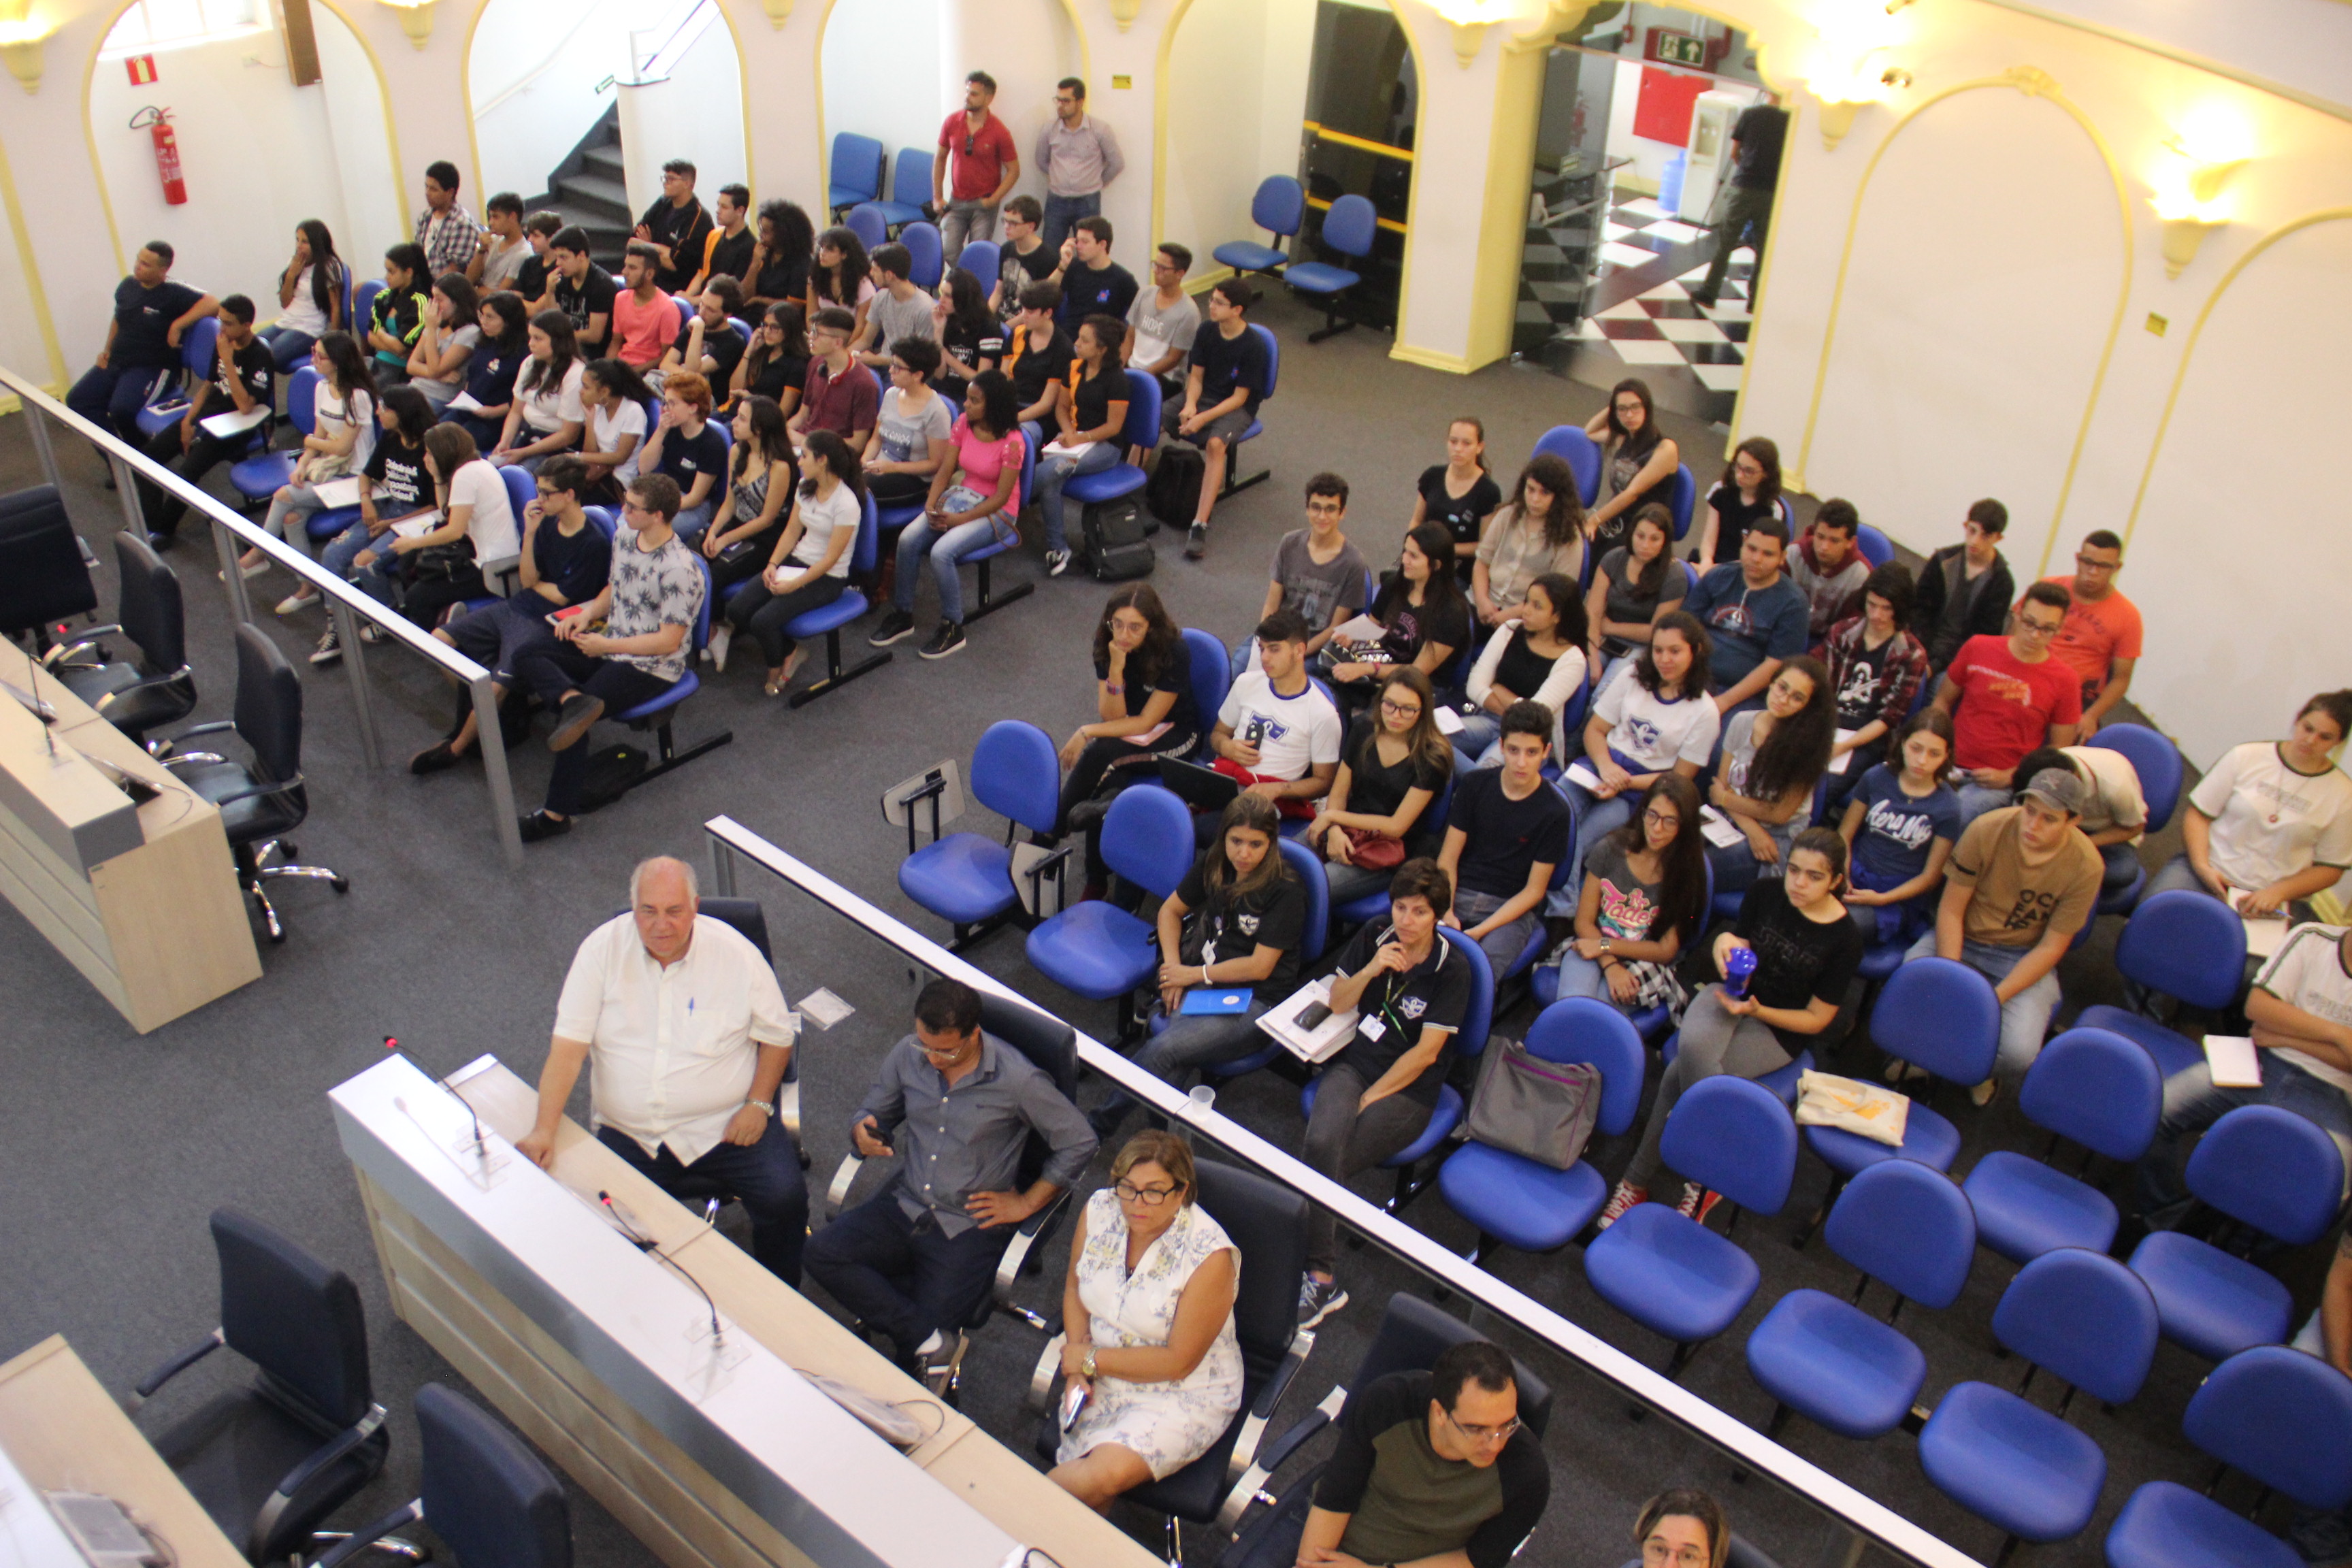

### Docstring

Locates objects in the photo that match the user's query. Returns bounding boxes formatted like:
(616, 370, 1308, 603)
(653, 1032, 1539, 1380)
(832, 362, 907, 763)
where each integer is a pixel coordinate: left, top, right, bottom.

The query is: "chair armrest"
(93, 666, 194, 714)
(256, 1404, 386, 1550)
(203, 771, 306, 808)
(993, 1187, 1070, 1308)
(1233, 1383, 1346, 1497)
(161, 721, 238, 749)
(124, 1328, 222, 1410)
(1027, 1332, 1068, 1413)
(43, 627, 123, 670)
(309, 1499, 423, 1568)
(774, 1079, 800, 1139)
(1226, 1324, 1316, 1486)
(824, 1151, 865, 1218)
(159, 752, 228, 769)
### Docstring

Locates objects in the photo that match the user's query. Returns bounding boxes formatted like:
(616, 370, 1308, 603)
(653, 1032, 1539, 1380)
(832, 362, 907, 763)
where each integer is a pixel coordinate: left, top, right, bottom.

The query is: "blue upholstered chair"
(1855, 523, 1895, 570)
(1026, 785, 1194, 1030)
(1962, 1027, 2159, 1264)
(843, 203, 888, 255)
(827, 133, 885, 216)
(897, 719, 1061, 941)
(231, 364, 318, 504)
(779, 490, 890, 708)
(1531, 425, 1601, 507)
(606, 553, 733, 789)
(900, 221, 944, 292)
(1213, 176, 1306, 280)
(870, 146, 934, 231)
(1062, 369, 1162, 538)
(2076, 890, 2250, 1079)
(1288, 194, 1377, 344)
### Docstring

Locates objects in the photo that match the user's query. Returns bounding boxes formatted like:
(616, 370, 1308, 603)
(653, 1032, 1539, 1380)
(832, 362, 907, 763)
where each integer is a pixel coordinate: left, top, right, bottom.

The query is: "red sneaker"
(1596, 1181, 1647, 1230)
(1678, 1183, 1725, 1226)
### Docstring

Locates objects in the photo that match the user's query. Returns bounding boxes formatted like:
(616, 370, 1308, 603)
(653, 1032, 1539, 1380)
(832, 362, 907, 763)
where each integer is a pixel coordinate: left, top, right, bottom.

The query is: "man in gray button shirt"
(804, 978, 1095, 1367)
(1034, 78, 1124, 250)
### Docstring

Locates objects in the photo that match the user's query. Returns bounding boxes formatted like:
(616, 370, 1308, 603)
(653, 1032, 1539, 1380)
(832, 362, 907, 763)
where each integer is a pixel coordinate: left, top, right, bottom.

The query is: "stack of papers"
(1827, 728, 1861, 775)
(311, 476, 363, 508)
(198, 404, 270, 438)
(1258, 979, 1358, 1064)
(1562, 759, 1604, 793)
(2225, 888, 2291, 960)
(1699, 804, 1747, 848)
(2202, 1034, 2262, 1089)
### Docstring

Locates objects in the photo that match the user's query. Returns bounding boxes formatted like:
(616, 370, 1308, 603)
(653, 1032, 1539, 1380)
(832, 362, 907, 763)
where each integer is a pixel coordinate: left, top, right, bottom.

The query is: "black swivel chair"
(0, 483, 99, 647)
(159, 623, 346, 941)
(314, 1383, 571, 1568)
(824, 990, 1081, 1396)
(1029, 1159, 1315, 1563)
(42, 531, 196, 748)
(1213, 1293, 1557, 1568)
(127, 1208, 400, 1567)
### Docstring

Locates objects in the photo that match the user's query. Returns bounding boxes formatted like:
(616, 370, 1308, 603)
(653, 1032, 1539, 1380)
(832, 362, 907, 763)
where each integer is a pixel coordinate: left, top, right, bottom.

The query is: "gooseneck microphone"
(600, 1191, 725, 1348)
(382, 1035, 487, 1158)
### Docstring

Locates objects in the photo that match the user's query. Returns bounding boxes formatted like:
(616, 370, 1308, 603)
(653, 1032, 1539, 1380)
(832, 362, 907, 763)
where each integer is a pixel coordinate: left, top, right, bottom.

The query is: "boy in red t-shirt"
(2026, 528, 2141, 738)
(1935, 578, 2082, 826)
(933, 71, 1022, 262)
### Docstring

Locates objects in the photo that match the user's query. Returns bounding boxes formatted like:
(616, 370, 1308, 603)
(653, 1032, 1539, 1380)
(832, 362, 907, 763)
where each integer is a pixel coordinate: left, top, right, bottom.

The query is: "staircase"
(535, 107, 632, 270)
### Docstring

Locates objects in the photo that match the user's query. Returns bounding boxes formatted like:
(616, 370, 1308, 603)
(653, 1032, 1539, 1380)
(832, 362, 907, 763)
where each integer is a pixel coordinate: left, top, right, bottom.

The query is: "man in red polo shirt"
(1935, 578, 2082, 828)
(933, 71, 1021, 263)
(2025, 528, 2142, 739)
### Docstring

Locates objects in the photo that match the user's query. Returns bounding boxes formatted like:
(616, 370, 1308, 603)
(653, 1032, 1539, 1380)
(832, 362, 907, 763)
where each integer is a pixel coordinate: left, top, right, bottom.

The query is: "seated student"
(1088, 795, 1307, 1140)
(512, 210, 564, 311)
(1682, 514, 1808, 715)
(246, 331, 377, 580)
(299, 385, 435, 665)
(638, 372, 728, 541)
(1456, 572, 1588, 770)
(854, 244, 936, 370)
(350, 423, 520, 632)
(804, 977, 1096, 1372)
(1582, 376, 1679, 557)
(1238, 473, 1369, 677)
(1297, 858, 1474, 1326)
(1934, 578, 2082, 826)
(1051, 1130, 1245, 1510)
(2013, 743, 2146, 896)
(2146, 691, 2352, 918)
(1584, 502, 1686, 683)
(932, 265, 1002, 402)
(610, 244, 674, 372)
(1707, 655, 1835, 898)
(659, 276, 749, 391)
(2033, 529, 2142, 740)
(1000, 280, 1074, 440)
(1049, 216, 1139, 333)
(990, 196, 1056, 318)
(808, 225, 876, 345)
(1905, 767, 2100, 1100)
(1694, 435, 1785, 571)
(1327, 524, 1473, 718)
(719, 428, 859, 696)
(262, 219, 346, 371)
(548, 226, 618, 357)
(697, 392, 799, 604)
(1052, 584, 1203, 892)
(1913, 498, 2015, 674)
(1164, 277, 1270, 560)
(1838, 707, 1961, 949)
(1788, 497, 1869, 642)
(1438, 702, 1572, 974)
(133, 294, 273, 547)
(576, 357, 653, 503)
(1545, 773, 1707, 1017)
(1200, 610, 1344, 837)
(410, 455, 612, 774)
(1601, 827, 1863, 1226)
(1123, 241, 1199, 404)
(1565, 612, 1720, 862)
(742, 198, 814, 315)
(475, 193, 534, 294)
(1414, 416, 1501, 587)
(785, 307, 879, 457)
(1632, 1491, 1734, 1568)
(442, 289, 529, 451)
(685, 184, 755, 299)
(366, 243, 429, 385)
(869, 368, 1026, 663)
(1307, 666, 1453, 907)
(728, 302, 808, 421)
(509, 473, 706, 843)
(1473, 455, 1586, 628)
(1032, 313, 1131, 576)
(1816, 561, 1929, 811)
(491, 310, 587, 475)
(69, 239, 216, 447)
(860, 337, 954, 507)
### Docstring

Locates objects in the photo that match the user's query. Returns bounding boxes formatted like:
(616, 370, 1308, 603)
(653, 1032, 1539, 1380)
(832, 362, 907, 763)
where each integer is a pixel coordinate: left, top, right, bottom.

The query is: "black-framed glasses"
(2074, 554, 2119, 571)
(1642, 808, 1680, 828)
(1113, 1181, 1180, 1205)
(1379, 698, 1422, 719)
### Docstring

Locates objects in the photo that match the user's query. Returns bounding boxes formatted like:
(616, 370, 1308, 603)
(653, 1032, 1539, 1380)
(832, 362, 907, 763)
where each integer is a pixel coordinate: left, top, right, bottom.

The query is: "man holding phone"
(1200, 610, 1343, 842)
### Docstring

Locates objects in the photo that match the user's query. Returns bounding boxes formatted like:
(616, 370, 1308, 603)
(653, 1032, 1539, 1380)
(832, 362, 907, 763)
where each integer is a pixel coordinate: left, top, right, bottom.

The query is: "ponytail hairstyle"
(799, 428, 865, 501)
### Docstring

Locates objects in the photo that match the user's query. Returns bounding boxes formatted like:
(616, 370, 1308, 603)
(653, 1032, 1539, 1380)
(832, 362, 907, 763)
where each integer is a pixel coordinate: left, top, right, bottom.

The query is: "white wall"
(818, 0, 943, 203)
(935, 0, 1081, 218)
(314, 8, 403, 278)
(618, 10, 746, 218)
(1160, 0, 1313, 278)
(467, 0, 627, 201)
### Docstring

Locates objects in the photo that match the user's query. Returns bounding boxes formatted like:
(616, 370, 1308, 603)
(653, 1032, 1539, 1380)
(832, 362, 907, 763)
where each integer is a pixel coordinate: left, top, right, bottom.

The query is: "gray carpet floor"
(0, 291, 2324, 1568)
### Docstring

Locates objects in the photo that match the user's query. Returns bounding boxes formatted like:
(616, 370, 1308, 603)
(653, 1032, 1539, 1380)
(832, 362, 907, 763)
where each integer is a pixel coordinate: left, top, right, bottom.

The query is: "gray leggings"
(1302, 1062, 1432, 1275)
(1624, 986, 1791, 1188)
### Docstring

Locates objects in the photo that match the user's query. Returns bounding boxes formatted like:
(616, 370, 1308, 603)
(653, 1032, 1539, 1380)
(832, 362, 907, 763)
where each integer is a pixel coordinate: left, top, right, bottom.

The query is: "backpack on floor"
(1082, 497, 1156, 581)
(1145, 446, 1205, 533)
(576, 742, 647, 813)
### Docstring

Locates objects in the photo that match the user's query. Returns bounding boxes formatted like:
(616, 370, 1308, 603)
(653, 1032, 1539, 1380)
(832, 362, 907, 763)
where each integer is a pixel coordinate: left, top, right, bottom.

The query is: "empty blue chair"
(1584, 1075, 1797, 1377)
(231, 364, 318, 503)
(1667, 463, 1697, 542)
(1026, 785, 1193, 1020)
(1854, 523, 1895, 569)
(2106, 1345, 2352, 1568)
(2077, 890, 2250, 1079)
(953, 427, 1037, 625)
(958, 240, 1000, 296)
(870, 146, 934, 231)
(1746, 1159, 1976, 1440)
(898, 719, 1061, 937)
(1288, 194, 1377, 344)
(353, 279, 383, 336)
(828, 132, 885, 215)
(1063, 370, 1162, 524)
(1963, 1028, 2159, 1264)
(607, 553, 733, 789)
(1437, 999, 1644, 1261)
(2129, 1105, 2344, 1362)
(1801, 958, 1998, 1212)
(1531, 425, 1601, 507)
(1919, 1249, 2157, 1556)
(900, 221, 944, 291)
(135, 316, 222, 439)
(1214, 176, 1306, 279)
(1179, 627, 1230, 760)
(844, 203, 888, 255)
(779, 490, 889, 708)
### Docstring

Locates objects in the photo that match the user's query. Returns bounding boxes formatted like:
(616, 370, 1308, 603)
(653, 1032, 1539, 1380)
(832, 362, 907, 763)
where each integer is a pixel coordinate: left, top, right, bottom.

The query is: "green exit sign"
(1648, 29, 1706, 66)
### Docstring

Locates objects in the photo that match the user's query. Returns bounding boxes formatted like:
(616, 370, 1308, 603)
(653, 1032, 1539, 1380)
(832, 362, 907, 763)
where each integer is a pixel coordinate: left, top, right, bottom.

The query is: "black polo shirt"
(111, 276, 206, 368)
(1328, 919, 1472, 1107)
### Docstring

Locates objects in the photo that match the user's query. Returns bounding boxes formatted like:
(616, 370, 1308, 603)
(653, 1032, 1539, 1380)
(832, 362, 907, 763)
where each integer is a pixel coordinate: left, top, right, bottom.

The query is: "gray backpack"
(1465, 1039, 1603, 1170)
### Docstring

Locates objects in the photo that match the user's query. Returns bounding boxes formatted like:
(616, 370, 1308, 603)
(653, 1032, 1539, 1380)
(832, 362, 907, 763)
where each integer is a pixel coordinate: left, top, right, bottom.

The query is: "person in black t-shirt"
(1162, 277, 1269, 559)
(639, 372, 730, 540)
(136, 295, 273, 544)
(633, 159, 714, 294)
(304, 386, 437, 666)
(1439, 700, 1573, 973)
(728, 302, 809, 417)
(1307, 665, 1454, 908)
(1032, 313, 1130, 572)
(687, 184, 756, 297)
(1413, 416, 1501, 585)
(1054, 583, 1200, 886)
(1601, 826, 1861, 1227)
(1691, 98, 1788, 309)
(934, 265, 1002, 402)
(660, 276, 749, 390)
(1328, 523, 1474, 714)
(69, 240, 218, 446)
(1001, 280, 1074, 435)
(744, 198, 813, 314)
(548, 227, 618, 356)
(1049, 215, 1138, 332)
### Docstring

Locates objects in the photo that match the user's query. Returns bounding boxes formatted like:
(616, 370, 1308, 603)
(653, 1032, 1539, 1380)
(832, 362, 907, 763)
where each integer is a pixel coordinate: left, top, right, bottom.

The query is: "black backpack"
(1082, 497, 1155, 581)
(1145, 445, 1205, 533)
(576, 742, 647, 813)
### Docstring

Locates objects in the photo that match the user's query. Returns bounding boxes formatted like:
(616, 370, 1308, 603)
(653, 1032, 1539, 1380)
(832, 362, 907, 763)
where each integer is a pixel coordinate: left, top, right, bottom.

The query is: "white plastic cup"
(1187, 1084, 1217, 1117)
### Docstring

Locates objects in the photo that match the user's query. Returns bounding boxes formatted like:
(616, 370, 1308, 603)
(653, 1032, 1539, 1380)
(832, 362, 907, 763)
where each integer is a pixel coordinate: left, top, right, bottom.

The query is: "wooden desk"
(0, 642, 260, 1032)
(0, 1335, 246, 1568)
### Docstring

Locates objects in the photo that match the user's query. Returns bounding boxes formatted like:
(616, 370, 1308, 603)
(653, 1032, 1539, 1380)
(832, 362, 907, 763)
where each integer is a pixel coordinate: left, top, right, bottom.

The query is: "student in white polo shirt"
(1202, 610, 1343, 843)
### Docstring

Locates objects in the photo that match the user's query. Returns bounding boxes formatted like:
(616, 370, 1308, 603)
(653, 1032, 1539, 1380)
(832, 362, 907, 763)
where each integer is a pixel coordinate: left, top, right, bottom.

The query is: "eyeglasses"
(2074, 554, 2119, 572)
(1379, 698, 1422, 719)
(1642, 808, 1680, 828)
(2017, 617, 2064, 638)
(1113, 1181, 1181, 1205)
(1642, 1541, 1711, 1568)
(1443, 1407, 1520, 1445)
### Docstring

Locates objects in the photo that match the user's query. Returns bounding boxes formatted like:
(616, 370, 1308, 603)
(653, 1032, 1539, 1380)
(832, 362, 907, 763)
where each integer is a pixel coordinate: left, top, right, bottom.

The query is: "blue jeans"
(2136, 1054, 2352, 1229)
(674, 499, 715, 543)
(595, 1117, 808, 1286)
(67, 361, 171, 445)
(1564, 778, 1636, 902)
(803, 1187, 1011, 1360)
(1956, 781, 2014, 827)
(894, 512, 1011, 625)
(1456, 886, 1538, 978)
(1904, 930, 2059, 1079)
(1042, 193, 1101, 252)
(257, 324, 317, 372)
(321, 517, 380, 581)
(1032, 440, 1117, 554)
(1094, 1000, 1275, 1129)
(1451, 712, 1501, 775)
(1549, 951, 1647, 1018)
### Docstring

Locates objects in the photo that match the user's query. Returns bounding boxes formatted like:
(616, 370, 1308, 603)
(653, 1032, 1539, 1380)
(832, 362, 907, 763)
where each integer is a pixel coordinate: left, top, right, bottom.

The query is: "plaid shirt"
(414, 203, 481, 280)
(1816, 615, 1930, 734)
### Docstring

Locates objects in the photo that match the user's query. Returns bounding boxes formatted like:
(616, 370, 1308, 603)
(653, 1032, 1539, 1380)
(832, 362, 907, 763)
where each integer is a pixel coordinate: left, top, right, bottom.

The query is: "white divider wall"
(1158, 0, 1314, 282)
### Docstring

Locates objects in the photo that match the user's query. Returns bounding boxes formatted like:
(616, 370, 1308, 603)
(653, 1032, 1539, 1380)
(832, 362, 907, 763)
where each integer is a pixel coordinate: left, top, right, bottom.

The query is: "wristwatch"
(740, 1098, 774, 1115)
(1081, 1348, 1098, 1381)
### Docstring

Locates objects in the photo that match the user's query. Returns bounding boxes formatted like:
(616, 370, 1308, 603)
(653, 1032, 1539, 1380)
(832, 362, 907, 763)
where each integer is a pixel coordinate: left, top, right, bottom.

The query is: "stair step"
(583, 144, 626, 178)
(556, 172, 630, 212)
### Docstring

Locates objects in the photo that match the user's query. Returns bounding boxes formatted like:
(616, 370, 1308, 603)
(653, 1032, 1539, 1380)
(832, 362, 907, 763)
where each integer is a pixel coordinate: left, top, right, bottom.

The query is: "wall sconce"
(376, 0, 436, 49)
(1108, 0, 1141, 30)
(1433, 0, 1518, 67)
(757, 0, 791, 25)
(0, 0, 51, 94)
(2146, 105, 2254, 278)
(1812, 67, 1908, 150)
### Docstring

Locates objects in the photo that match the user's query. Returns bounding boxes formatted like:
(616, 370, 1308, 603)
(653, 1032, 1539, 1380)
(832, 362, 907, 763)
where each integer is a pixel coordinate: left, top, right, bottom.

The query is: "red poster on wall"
(125, 54, 158, 86)
(1631, 66, 1708, 147)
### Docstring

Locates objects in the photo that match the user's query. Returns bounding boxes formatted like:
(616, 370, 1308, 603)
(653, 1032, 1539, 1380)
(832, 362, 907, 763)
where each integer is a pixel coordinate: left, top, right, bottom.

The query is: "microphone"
(601, 1190, 725, 1348)
(382, 1035, 487, 1159)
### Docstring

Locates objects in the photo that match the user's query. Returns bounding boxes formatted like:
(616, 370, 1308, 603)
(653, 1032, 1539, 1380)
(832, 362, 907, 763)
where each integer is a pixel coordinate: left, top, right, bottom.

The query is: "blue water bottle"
(1722, 945, 1759, 1000)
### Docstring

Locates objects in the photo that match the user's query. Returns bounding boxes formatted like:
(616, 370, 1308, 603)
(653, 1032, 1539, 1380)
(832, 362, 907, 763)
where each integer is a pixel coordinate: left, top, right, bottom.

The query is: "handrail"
(1301, 122, 1415, 163)
(0, 364, 526, 866)
(1303, 195, 1409, 236)
(700, 813, 1986, 1568)
(472, 0, 618, 120)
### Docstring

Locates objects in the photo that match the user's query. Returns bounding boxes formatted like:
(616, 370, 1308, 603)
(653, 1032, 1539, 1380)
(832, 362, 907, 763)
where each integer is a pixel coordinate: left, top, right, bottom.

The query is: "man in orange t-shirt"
(2029, 528, 2140, 738)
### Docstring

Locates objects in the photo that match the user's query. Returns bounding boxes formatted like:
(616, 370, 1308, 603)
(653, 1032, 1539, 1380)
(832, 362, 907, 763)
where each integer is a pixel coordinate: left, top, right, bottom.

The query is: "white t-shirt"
(2189, 741, 2352, 894)
(2253, 923, 2352, 1094)
(2062, 744, 2148, 842)
(519, 359, 587, 435)
(446, 459, 519, 564)
(1218, 671, 1342, 783)
(278, 263, 340, 337)
(314, 381, 374, 473)
(1592, 659, 1720, 773)
(788, 480, 860, 578)
(591, 398, 648, 483)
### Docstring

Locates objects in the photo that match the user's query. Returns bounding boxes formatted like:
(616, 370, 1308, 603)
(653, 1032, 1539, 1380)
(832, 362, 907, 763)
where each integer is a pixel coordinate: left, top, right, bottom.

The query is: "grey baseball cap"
(2019, 766, 2085, 816)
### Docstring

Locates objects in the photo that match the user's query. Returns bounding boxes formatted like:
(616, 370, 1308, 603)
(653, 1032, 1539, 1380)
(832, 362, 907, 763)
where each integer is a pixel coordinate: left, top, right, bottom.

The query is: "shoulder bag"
(1465, 1036, 1603, 1171)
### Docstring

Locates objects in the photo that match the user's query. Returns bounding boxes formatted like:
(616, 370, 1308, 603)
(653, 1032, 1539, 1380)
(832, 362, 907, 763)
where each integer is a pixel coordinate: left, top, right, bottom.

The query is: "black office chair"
(314, 1383, 570, 1568)
(825, 990, 1080, 1396)
(1212, 1293, 1556, 1568)
(127, 1208, 401, 1567)
(0, 483, 99, 648)
(160, 623, 347, 941)
(1028, 1159, 1315, 1562)
(41, 531, 196, 748)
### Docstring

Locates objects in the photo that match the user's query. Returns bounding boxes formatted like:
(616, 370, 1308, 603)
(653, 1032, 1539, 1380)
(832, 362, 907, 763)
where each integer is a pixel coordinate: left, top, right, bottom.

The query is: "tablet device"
(1180, 989, 1254, 1016)
(1158, 756, 1240, 813)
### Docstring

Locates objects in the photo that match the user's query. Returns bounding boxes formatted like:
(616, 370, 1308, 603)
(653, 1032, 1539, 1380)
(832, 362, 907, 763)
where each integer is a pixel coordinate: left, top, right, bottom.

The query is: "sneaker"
(918, 621, 966, 660)
(706, 622, 732, 673)
(868, 609, 917, 647)
(1045, 549, 1072, 577)
(1596, 1180, 1647, 1231)
(358, 623, 384, 645)
(517, 809, 571, 844)
(1883, 1060, 1929, 1084)
(308, 629, 341, 666)
(275, 592, 315, 617)
(1970, 1077, 1999, 1109)
(1677, 1183, 1725, 1226)
(1296, 1276, 1348, 1328)
(546, 693, 604, 752)
(408, 740, 462, 776)
(1184, 522, 1208, 559)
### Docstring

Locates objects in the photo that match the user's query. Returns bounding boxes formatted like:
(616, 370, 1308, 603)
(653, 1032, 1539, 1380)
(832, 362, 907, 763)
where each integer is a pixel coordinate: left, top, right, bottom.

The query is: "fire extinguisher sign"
(125, 54, 158, 86)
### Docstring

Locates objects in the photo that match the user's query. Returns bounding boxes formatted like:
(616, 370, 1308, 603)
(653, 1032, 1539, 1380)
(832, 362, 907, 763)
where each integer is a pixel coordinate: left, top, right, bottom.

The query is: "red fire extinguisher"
(129, 106, 186, 206)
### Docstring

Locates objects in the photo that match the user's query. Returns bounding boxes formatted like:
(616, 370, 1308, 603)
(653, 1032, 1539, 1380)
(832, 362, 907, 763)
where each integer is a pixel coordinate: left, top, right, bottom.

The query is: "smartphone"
(1297, 1002, 1333, 1031)
(1059, 1380, 1092, 1430)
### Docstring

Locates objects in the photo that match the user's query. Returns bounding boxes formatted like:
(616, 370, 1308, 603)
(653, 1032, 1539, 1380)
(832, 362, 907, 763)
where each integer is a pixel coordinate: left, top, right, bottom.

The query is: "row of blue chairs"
(840, 207, 947, 292)
(828, 133, 932, 227)
(1211, 176, 1379, 344)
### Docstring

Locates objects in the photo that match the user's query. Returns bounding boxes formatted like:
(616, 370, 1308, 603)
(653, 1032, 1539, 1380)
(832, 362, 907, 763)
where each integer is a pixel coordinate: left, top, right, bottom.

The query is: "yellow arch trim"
(1378, 0, 1432, 369)
(2119, 207, 2352, 552)
(314, 0, 413, 235)
(1792, 68, 2134, 578)
(0, 129, 69, 389)
(1147, 0, 1198, 252)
